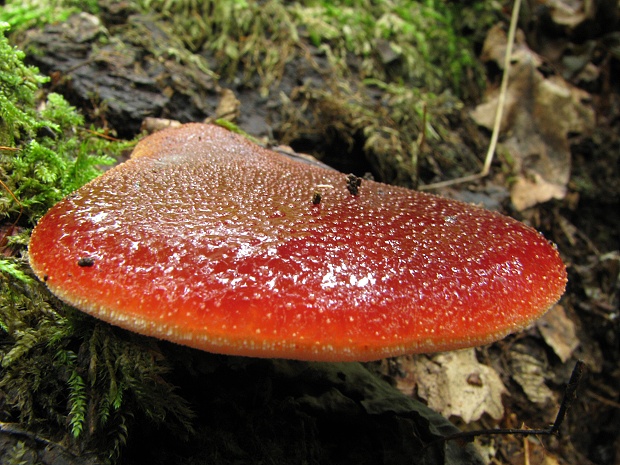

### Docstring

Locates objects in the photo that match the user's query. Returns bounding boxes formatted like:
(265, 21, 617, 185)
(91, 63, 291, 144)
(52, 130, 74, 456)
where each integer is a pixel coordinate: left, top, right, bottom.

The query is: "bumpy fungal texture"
(28, 124, 567, 361)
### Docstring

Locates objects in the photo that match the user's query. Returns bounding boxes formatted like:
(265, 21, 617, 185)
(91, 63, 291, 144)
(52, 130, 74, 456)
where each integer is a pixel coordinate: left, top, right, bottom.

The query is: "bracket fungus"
(28, 123, 566, 361)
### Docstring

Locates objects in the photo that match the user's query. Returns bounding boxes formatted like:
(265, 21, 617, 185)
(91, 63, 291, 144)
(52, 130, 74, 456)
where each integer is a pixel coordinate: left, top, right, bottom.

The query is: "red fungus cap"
(28, 123, 567, 361)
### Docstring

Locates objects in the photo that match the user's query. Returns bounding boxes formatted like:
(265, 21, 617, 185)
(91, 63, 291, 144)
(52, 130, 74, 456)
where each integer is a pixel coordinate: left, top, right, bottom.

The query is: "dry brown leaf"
(413, 349, 506, 423)
(215, 88, 241, 122)
(510, 174, 567, 212)
(509, 347, 555, 405)
(547, 0, 594, 28)
(471, 24, 595, 210)
(536, 305, 579, 362)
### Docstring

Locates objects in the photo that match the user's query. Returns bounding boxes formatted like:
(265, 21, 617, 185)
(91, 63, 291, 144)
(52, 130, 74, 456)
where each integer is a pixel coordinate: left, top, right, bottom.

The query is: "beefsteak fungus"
(28, 124, 566, 361)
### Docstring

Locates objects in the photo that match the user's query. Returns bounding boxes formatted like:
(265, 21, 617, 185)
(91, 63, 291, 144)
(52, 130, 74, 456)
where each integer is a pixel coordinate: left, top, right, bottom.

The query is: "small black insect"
(345, 173, 362, 196)
(312, 192, 322, 205)
(77, 257, 95, 267)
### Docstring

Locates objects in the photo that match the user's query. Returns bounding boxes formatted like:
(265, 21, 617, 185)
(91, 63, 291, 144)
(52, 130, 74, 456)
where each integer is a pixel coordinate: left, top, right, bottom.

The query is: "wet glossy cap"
(28, 123, 567, 361)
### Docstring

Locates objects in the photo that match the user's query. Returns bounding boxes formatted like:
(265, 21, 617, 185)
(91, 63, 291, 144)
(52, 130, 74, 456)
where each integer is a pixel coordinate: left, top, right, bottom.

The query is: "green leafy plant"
(0, 279, 194, 462)
(0, 0, 99, 32)
(0, 23, 193, 463)
(0, 22, 126, 225)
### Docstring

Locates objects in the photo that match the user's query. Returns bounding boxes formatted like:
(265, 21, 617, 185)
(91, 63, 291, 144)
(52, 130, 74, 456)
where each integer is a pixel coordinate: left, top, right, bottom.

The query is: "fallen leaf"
(215, 88, 241, 122)
(413, 349, 506, 423)
(547, 0, 594, 29)
(509, 345, 555, 405)
(471, 24, 595, 210)
(536, 305, 579, 362)
(510, 173, 567, 212)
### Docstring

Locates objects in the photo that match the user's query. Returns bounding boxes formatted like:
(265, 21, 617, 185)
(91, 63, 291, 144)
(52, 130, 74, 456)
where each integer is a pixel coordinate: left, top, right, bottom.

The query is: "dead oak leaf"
(471, 24, 595, 210)
(536, 304, 579, 363)
(413, 349, 506, 424)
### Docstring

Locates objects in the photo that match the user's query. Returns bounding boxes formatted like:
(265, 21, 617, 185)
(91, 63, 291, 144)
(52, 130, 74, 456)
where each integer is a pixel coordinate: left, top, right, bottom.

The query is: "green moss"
(1, 23, 194, 463)
(0, 276, 194, 462)
(5, 1, 499, 189)
(136, 0, 498, 99)
(0, 23, 129, 225)
(130, 0, 498, 186)
(0, 0, 99, 32)
(0, 25, 48, 146)
(0, 2, 500, 457)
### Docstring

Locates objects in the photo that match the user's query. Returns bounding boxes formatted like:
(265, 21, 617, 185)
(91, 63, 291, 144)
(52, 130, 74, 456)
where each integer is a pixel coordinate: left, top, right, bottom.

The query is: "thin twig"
(524, 433, 531, 465)
(0, 421, 58, 447)
(586, 390, 620, 409)
(1, 145, 24, 249)
(432, 360, 586, 446)
(80, 127, 123, 142)
(0, 178, 23, 249)
(420, 0, 522, 191)
(549, 359, 585, 434)
(417, 102, 427, 153)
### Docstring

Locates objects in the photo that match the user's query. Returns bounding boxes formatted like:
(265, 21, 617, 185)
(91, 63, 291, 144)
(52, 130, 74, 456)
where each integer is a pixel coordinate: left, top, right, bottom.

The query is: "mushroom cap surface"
(28, 123, 567, 361)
